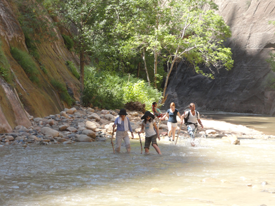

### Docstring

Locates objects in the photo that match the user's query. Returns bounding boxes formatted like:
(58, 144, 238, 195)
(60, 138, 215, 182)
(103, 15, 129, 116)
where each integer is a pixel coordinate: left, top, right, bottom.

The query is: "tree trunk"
(154, 50, 158, 88)
(142, 47, 150, 86)
(137, 62, 140, 78)
(162, 59, 176, 103)
(80, 50, 85, 96)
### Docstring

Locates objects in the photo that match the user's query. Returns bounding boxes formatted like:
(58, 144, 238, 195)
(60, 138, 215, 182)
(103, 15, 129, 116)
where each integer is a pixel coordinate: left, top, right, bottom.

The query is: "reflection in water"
(202, 112, 275, 135)
(0, 139, 275, 206)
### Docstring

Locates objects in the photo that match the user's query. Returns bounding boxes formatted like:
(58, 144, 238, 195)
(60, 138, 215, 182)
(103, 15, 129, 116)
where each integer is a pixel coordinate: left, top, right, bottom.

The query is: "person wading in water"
(139, 111, 161, 155)
(113, 109, 134, 153)
(160, 102, 182, 141)
(182, 103, 203, 146)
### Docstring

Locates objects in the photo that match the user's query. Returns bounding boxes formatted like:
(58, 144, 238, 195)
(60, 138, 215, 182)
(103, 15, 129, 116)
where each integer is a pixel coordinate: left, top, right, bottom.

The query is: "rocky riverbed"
(0, 106, 274, 148)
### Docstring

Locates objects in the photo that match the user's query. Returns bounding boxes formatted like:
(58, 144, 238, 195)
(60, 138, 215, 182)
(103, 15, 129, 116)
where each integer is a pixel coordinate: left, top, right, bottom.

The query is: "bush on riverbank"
(82, 67, 162, 110)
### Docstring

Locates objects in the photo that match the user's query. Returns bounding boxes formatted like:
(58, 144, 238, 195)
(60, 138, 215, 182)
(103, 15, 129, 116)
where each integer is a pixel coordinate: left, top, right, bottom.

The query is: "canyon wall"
(164, 0, 275, 115)
(0, 0, 80, 133)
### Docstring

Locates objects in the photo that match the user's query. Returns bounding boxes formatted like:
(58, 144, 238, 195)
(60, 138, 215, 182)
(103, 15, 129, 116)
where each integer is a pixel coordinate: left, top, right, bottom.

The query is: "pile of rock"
(0, 107, 147, 147)
(125, 101, 146, 113)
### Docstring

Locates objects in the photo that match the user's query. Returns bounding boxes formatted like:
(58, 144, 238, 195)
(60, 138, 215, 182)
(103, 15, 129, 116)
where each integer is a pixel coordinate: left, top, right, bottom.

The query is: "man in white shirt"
(182, 103, 203, 143)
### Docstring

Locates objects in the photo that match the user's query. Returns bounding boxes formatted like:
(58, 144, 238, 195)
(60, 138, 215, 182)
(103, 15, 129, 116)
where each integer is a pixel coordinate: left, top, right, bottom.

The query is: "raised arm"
(159, 112, 168, 120)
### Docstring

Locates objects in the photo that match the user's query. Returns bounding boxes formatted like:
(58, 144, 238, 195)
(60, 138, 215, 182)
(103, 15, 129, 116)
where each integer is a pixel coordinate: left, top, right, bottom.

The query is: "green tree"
(53, 0, 108, 92)
(121, 0, 233, 101)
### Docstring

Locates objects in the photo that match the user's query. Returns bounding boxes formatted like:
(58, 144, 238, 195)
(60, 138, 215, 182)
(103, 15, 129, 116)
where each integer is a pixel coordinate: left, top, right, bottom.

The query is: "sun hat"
(141, 111, 155, 120)
(118, 108, 128, 115)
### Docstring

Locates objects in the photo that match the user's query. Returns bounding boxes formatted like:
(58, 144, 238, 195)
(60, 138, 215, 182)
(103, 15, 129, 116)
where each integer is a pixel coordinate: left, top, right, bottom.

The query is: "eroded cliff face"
(164, 0, 275, 115)
(0, 0, 80, 132)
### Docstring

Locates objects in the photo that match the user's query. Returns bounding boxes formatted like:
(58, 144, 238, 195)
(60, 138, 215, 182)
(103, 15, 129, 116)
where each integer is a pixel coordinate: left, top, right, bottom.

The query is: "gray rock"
(75, 135, 92, 142)
(86, 121, 97, 131)
(88, 113, 101, 121)
(66, 107, 77, 114)
(59, 125, 69, 131)
(66, 127, 77, 133)
(82, 129, 96, 139)
(41, 127, 59, 137)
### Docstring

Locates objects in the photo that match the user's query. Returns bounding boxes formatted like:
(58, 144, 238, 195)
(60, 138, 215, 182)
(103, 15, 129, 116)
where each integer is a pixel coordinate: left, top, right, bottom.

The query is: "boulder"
(82, 130, 96, 139)
(47, 119, 55, 126)
(5, 136, 14, 141)
(66, 127, 77, 133)
(59, 125, 69, 131)
(88, 113, 101, 121)
(101, 110, 110, 114)
(86, 121, 97, 131)
(41, 127, 59, 137)
(66, 107, 77, 114)
(105, 123, 114, 134)
(104, 114, 115, 121)
(60, 111, 70, 119)
(75, 135, 93, 142)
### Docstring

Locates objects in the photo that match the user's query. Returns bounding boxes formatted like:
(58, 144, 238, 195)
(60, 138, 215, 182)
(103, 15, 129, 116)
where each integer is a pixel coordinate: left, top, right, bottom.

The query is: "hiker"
(152, 102, 164, 118)
(159, 102, 182, 141)
(182, 103, 203, 143)
(139, 111, 161, 155)
(113, 109, 134, 153)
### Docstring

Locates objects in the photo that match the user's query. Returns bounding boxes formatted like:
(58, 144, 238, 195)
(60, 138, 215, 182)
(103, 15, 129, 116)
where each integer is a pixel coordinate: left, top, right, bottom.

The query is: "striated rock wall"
(0, 0, 80, 132)
(164, 0, 275, 115)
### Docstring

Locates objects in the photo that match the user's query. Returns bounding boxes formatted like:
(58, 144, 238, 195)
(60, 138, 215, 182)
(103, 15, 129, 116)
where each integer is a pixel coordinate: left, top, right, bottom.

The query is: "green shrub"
(62, 35, 74, 51)
(0, 41, 12, 83)
(40, 65, 48, 74)
(24, 32, 40, 60)
(10, 47, 39, 83)
(50, 79, 73, 106)
(82, 66, 162, 110)
(66, 61, 80, 79)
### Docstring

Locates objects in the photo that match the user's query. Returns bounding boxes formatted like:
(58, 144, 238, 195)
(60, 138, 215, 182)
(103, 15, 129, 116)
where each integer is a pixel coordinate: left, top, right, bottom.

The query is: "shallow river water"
(1, 137, 275, 206)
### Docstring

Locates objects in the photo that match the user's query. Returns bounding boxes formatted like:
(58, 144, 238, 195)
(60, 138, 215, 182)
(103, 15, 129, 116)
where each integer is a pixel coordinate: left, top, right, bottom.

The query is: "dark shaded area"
(163, 1, 275, 116)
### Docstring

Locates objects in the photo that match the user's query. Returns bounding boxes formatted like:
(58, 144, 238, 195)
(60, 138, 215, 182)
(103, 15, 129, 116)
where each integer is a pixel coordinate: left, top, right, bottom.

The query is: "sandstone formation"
(0, 0, 80, 131)
(164, 0, 275, 115)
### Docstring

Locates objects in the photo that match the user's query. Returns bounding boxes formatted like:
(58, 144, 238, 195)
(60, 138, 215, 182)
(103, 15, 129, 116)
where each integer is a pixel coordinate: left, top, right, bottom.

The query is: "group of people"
(112, 102, 203, 154)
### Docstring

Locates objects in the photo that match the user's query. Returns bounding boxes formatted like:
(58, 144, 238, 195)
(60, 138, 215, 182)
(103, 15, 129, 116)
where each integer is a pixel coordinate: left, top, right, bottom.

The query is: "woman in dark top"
(160, 102, 182, 141)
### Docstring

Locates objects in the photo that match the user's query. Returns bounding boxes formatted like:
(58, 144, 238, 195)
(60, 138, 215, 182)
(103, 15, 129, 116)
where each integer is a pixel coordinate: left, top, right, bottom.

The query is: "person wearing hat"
(113, 109, 134, 153)
(138, 111, 161, 155)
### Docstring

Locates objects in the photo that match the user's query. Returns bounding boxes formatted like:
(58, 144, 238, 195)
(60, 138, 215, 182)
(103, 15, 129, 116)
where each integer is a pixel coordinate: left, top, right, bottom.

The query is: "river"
(202, 111, 275, 135)
(1, 137, 275, 206)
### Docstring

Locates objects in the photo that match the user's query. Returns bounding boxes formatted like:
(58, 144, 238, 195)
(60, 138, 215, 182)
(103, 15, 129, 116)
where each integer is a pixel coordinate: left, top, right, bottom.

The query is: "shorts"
(115, 131, 131, 150)
(144, 134, 158, 149)
(167, 122, 177, 131)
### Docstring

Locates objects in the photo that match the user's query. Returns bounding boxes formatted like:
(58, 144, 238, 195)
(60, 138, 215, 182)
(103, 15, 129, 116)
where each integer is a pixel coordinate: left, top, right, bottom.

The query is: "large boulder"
(82, 130, 96, 139)
(85, 121, 97, 131)
(88, 113, 101, 121)
(41, 127, 59, 137)
(75, 135, 93, 142)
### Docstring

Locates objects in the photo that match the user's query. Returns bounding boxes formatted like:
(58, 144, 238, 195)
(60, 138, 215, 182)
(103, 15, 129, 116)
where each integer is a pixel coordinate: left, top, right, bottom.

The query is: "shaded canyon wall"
(164, 0, 275, 115)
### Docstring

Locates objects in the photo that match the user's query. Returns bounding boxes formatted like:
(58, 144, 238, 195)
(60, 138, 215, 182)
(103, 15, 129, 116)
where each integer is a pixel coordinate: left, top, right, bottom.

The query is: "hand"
(131, 132, 134, 139)
(158, 136, 160, 140)
(201, 125, 204, 129)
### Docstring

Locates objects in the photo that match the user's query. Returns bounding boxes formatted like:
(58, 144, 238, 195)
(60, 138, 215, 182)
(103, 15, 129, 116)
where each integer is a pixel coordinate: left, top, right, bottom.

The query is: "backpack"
(184, 110, 198, 125)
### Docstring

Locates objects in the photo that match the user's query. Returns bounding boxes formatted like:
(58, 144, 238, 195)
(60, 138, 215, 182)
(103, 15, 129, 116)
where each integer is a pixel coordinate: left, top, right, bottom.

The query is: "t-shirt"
(142, 120, 156, 137)
(167, 109, 179, 123)
(114, 117, 133, 132)
(184, 110, 200, 124)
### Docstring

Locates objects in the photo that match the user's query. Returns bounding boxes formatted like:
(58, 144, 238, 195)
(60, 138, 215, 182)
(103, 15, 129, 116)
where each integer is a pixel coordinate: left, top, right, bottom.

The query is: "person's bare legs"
(145, 148, 149, 154)
(172, 127, 176, 141)
(127, 147, 131, 153)
(152, 144, 161, 155)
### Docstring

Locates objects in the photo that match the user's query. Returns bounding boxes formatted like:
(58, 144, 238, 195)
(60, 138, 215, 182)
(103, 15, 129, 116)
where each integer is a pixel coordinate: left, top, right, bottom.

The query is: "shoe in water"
(169, 137, 171, 141)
